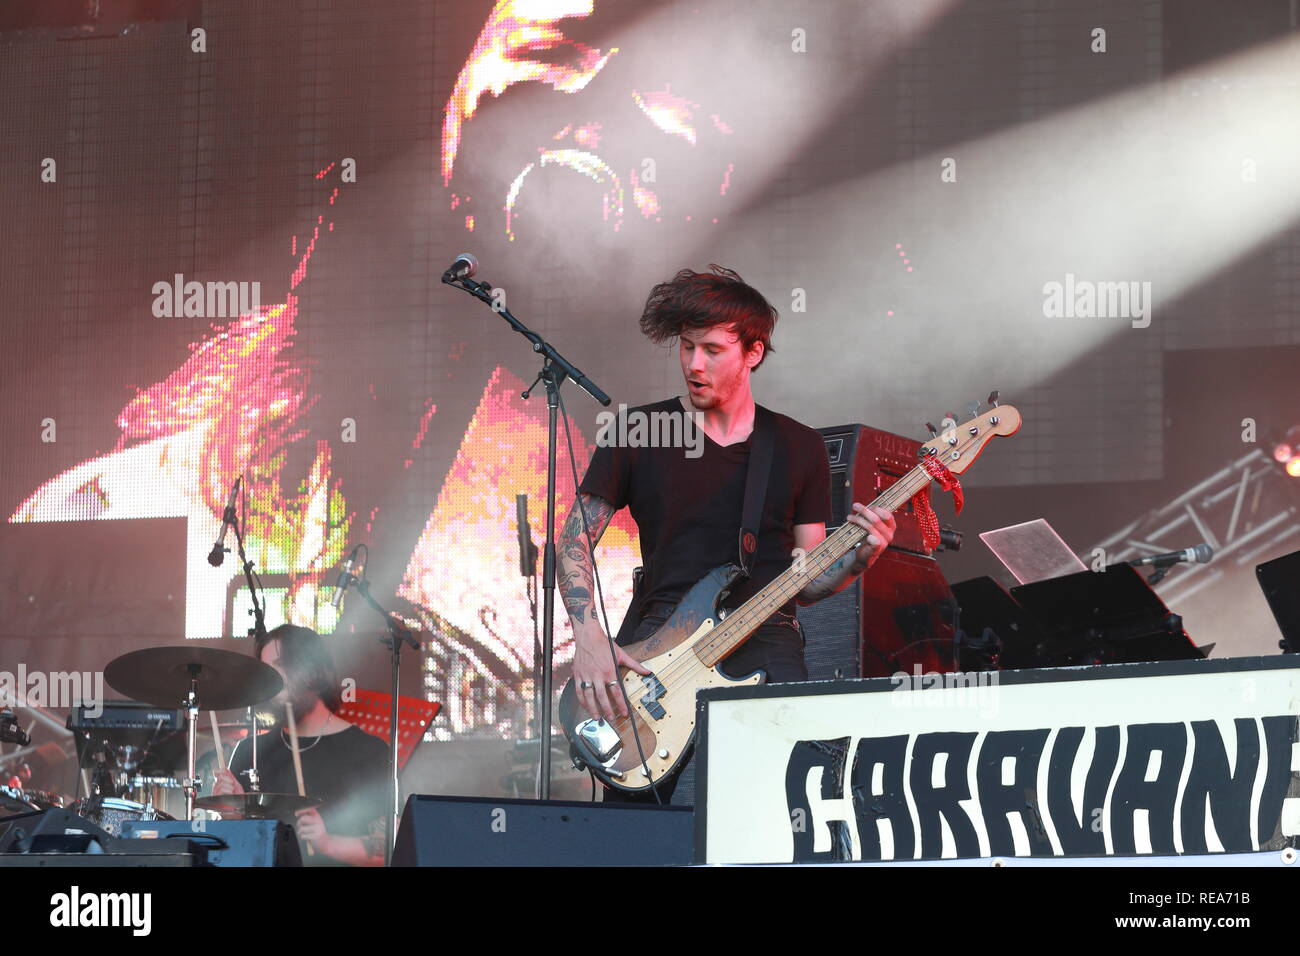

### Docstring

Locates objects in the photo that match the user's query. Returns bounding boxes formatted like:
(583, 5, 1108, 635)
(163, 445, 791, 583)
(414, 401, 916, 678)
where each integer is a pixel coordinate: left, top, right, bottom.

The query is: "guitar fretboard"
(691, 455, 941, 668)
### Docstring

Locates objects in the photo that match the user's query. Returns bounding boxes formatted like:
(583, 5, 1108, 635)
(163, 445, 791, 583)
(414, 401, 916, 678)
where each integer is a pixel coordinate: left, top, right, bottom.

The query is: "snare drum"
(72, 796, 174, 836)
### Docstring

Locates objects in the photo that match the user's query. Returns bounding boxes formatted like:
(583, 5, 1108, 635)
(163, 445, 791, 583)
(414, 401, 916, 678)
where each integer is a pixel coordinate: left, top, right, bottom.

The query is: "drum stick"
(209, 711, 226, 772)
(284, 707, 314, 856)
(284, 707, 306, 797)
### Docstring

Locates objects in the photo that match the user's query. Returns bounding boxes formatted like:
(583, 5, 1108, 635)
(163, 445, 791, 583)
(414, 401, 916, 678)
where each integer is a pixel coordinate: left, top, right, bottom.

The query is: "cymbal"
(104, 646, 283, 711)
(193, 792, 321, 817)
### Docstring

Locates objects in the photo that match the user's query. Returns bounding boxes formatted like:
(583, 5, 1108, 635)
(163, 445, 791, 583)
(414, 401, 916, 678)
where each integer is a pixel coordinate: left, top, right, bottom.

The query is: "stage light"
(726, 31, 1300, 453)
(1287, 457, 1300, 478)
(1275, 426, 1300, 465)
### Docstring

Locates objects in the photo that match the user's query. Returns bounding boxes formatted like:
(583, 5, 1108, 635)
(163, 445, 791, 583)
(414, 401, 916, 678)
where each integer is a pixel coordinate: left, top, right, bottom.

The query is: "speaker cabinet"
(393, 795, 692, 866)
(799, 549, 959, 679)
(818, 423, 930, 553)
(120, 820, 302, 867)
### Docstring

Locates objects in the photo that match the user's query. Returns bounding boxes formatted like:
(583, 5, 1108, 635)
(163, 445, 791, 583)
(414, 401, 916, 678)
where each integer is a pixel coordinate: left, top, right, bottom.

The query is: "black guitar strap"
(737, 405, 775, 579)
(613, 404, 775, 644)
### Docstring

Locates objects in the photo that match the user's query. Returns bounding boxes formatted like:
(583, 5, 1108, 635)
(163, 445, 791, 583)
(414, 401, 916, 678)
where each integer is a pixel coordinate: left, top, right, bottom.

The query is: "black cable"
(168, 832, 230, 850)
(555, 386, 662, 804)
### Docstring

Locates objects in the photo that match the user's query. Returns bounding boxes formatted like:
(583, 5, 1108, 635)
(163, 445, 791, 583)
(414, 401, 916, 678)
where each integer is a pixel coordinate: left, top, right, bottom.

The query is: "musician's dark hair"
(255, 624, 341, 712)
(639, 264, 777, 370)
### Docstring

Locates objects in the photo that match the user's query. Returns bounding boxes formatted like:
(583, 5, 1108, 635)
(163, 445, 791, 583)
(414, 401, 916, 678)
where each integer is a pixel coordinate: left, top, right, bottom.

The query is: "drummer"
(211, 624, 388, 866)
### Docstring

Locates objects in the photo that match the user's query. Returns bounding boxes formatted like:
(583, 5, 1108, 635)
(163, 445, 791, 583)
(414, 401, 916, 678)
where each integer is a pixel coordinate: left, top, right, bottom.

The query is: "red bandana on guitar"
(912, 455, 964, 552)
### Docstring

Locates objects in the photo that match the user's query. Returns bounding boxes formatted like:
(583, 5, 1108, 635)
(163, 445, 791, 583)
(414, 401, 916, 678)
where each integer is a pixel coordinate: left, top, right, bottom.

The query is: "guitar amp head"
(816, 423, 931, 555)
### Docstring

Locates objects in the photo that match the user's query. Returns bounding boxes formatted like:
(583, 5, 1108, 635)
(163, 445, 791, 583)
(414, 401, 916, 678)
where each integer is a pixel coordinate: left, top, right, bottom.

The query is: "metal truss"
(1087, 449, 1300, 610)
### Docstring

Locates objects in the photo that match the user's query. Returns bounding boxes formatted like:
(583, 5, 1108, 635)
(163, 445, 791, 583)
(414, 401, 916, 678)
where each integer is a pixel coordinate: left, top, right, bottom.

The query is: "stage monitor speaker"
(949, 575, 1045, 670)
(120, 820, 302, 867)
(393, 795, 692, 866)
(1257, 548, 1300, 653)
(0, 808, 108, 854)
(798, 549, 959, 679)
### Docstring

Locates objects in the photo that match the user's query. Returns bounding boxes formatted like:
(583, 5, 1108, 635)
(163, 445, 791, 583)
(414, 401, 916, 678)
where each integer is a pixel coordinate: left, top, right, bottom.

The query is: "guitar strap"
(613, 404, 776, 644)
(737, 405, 775, 579)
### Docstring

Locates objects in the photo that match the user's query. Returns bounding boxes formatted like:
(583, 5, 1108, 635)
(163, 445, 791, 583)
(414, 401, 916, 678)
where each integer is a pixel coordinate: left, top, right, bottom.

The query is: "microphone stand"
(228, 477, 268, 796)
(443, 269, 610, 799)
(523, 528, 540, 791)
(351, 573, 419, 867)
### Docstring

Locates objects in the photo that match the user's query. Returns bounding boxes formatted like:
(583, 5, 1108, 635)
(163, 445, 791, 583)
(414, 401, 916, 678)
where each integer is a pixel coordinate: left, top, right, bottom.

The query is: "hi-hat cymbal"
(193, 792, 321, 818)
(104, 646, 283, 711)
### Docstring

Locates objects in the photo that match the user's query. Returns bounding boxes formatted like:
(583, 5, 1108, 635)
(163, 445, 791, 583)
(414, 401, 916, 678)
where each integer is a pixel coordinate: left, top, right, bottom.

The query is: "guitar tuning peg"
(987, 390, 1000, 408)
(925, 422, 939, 437)
(966, 402, 980, 420)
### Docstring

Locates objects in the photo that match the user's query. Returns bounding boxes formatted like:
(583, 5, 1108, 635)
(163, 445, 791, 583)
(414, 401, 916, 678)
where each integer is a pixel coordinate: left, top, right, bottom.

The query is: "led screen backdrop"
(3, 0, 1300, 742)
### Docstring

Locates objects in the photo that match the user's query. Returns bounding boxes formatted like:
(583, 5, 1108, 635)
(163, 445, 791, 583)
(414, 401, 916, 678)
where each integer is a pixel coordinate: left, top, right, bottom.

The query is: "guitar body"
(558, 564, 764, 792)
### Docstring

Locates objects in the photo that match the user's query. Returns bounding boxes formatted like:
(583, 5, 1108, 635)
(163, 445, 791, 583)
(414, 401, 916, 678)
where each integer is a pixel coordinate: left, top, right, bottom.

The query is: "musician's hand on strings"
(847, 504, 896, 572)
(572, 633, 650, 723)
(295, 806, 332, 856)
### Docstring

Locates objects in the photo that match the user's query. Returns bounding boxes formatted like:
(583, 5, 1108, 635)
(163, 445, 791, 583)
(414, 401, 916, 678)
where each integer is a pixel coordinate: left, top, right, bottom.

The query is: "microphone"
(442, 252, 478, 282)
(1122, 544, 1213, 570)
(516, 494, 537, 577)
(207, 476, 242, 567)
(331, 545, 364, 610)
(0, 709, 30, 747)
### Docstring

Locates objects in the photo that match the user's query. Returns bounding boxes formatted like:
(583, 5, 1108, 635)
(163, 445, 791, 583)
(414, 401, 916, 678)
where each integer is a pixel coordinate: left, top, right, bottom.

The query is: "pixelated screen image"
(4, 0, 1300, 759)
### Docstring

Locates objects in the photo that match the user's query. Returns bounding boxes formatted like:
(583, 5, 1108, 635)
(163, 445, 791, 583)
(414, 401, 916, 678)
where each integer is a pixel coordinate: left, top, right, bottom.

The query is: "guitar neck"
(692, 459, 938, 668)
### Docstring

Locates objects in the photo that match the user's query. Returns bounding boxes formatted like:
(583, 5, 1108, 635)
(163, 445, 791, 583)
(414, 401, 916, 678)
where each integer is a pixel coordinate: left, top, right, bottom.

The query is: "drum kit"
(2, 644, 322, 836)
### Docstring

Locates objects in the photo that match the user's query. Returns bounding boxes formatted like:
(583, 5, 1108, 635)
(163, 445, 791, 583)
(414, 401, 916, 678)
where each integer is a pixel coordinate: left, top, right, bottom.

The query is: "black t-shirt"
(579, 398, 832, 622)
(226, 723, 388, 855)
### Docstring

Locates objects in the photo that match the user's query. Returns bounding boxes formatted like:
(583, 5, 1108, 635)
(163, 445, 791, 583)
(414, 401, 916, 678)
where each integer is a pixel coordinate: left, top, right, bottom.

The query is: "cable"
(556, 387, 663, 804)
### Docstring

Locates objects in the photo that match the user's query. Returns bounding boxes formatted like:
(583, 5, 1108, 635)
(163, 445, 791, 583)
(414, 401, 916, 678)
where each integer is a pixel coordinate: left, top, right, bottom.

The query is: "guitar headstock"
(919, 393, 1021, 475)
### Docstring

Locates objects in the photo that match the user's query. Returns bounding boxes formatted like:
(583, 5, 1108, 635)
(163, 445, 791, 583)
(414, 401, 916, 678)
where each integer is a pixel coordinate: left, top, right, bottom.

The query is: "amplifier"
(798, 548, 959, 679)
(816, 423, 930, 554)
(121, 820, 302, 867)
(393, 795, 693, 866)
(69, 701, 183, 732)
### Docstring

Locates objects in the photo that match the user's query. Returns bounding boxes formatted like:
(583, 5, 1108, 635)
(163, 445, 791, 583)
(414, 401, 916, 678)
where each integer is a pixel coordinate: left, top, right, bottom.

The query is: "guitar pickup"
(640, 673, 666, 720)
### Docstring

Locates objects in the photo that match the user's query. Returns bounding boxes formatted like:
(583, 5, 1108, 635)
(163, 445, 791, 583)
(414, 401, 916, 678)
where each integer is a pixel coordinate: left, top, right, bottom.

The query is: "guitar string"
(599, 422, 987, 742)
(597, 423, 993, 759)
(693, 416, 997, 661)
(614, 469, 923, 703)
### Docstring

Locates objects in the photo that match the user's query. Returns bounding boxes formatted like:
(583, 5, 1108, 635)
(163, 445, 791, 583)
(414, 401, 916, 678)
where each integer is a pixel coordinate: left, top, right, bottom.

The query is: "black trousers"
(601, 604, 807, 806)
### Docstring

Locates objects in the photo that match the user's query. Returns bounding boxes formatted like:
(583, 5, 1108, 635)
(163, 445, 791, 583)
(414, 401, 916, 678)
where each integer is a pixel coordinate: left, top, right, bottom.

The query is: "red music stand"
(337, 690, 440, 770)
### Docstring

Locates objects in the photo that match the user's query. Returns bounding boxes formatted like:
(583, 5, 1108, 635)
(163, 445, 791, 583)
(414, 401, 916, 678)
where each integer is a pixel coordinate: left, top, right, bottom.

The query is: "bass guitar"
(559, 399, 1021, 791)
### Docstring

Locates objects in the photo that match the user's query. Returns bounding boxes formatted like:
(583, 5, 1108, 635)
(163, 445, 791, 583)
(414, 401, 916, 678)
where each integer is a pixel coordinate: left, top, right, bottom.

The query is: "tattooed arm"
(557, 493, 617, 632)
(558, 492, 650, 721)
(795, 504, 898, 605)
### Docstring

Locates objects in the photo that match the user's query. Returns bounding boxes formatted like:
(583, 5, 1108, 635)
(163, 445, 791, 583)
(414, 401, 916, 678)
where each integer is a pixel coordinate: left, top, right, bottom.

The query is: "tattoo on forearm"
(798, 553, 858, 604)
(557, 494, 615, 626)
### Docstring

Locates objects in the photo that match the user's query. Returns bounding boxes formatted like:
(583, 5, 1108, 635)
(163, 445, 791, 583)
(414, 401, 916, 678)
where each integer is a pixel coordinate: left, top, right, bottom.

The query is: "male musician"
(558, 264, 896, 803)
(212, 624, 388, 865)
